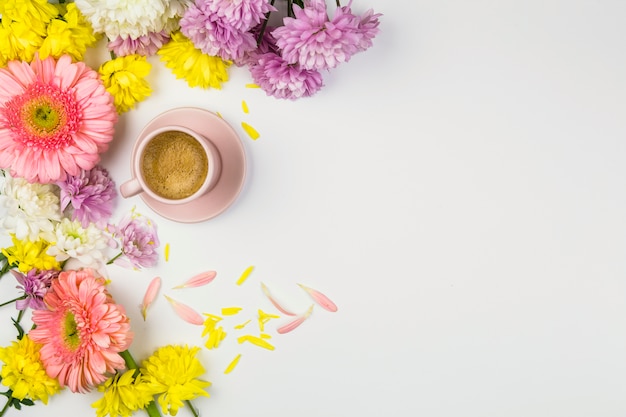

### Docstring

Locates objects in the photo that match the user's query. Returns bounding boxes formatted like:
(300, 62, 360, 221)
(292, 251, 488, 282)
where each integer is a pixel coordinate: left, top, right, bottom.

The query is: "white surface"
(2, 1, 626, 416)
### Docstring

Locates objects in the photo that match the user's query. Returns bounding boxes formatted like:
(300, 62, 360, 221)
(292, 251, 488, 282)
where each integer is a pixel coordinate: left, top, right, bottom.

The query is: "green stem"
(336, 0, 341, 7)
(186, 400, 199, 417)
(0, 395, 11, 417)
(287, 0, 293, 18)
(119, 350, 162, 417)
(256, 0, 276, 46)
(106, 252, 123, 265)
(0, 295, 26, 308)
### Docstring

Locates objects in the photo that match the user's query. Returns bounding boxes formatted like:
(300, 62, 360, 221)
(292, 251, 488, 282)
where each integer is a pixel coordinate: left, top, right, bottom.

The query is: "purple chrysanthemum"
(180, 0, 257, 62)
(110, 211, 160, 269)
(108, 31, 171, 56)
(204, 0, 276, 31)
(273, 0, 376, 71)
(350, 6, 382, 52)
(12, 269, 59, 310)
(250, 52, 323, 100)
(58, 165, 117, 228)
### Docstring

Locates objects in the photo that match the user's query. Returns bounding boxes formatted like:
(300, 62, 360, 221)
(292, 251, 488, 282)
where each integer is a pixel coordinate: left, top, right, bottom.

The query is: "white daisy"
(0, 172, 62, 241)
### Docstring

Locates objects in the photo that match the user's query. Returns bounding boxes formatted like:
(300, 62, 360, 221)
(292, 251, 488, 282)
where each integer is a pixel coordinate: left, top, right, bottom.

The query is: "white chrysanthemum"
(0, 172, 62, 241)
(45, 218, 109, 267)
(74, 0, 192, 39)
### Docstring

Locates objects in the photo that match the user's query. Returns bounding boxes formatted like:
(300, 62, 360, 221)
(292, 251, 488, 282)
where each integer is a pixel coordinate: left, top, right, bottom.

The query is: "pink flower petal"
(173, 270, 217, 289)
(164, 295, 204, 325)
(276, 305, 314, 334)
(141, 277, 161, 320)
(260, 282, 296, 316)
(298, 283, 338, 312)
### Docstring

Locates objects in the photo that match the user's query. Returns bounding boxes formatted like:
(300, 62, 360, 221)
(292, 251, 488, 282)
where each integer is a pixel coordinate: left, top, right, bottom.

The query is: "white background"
(1, 0, 626, 416)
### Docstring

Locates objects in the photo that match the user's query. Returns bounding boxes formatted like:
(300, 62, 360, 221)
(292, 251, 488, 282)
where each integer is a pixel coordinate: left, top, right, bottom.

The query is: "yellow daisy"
(1, 235, 61, 273)
(0, 335, 61, 404)
(141, 345, 210, 416)
(158, 31, 231, 89)
(99, 55, 152, 114)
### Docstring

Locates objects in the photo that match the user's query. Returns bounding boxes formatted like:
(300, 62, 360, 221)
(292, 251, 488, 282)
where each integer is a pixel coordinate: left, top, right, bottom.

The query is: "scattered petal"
(277, 305, 314, 334)
(260, 333, 272, 339)
(234, 319, 251, 330)
(260, 282, 296, 316)
(224, 354, 242, 374)
(164, 295, 204, 325)
(173, 271, 217, 289)
(201, 314, 223, 337)
(164, 243, 170, 262)
(221, 307, 242, 316)
(298, 283, 338, 312)
(241, 122, 260, 140)
(242, 100, 249, 114)
(216, 111, 223, 118)
(246, 83, 260, 88)
(237, 335, 275, 351)
(141, 277, 161, 320)
(257, 309, 280, 332)
(236, 265, 254, 286)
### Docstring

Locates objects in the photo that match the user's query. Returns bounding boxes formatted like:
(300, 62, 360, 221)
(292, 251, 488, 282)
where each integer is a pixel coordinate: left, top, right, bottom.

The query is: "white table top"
(1, 1, 626, 416)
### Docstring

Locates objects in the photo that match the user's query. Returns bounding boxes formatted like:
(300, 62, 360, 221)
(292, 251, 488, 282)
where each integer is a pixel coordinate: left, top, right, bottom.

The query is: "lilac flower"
(205, 0, 276, 31)
(12, 269, 59, 310)
(181, 0, 257, 62)
(250, 52, 323, 100)
(110, 211, 160, 269)
(273, 0, 371, 71)
(58, 166, 117, 228)
(108, 31, 171, 56)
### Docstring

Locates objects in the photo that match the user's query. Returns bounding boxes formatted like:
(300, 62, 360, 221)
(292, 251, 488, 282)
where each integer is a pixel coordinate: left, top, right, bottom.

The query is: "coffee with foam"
(140, 130, 209, 200)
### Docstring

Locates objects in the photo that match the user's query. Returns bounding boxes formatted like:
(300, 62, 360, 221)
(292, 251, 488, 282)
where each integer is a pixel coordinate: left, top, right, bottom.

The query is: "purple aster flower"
(273, 0, 361, 71)
(205, 0, 276, 31)
(108, 31, 171, 56)
(250, 52, 323, 100)
(58, 165, 117, 228)
(110, 211, 160, 269)
(12, 269, 59, 310)
(181, 0, 257, 62)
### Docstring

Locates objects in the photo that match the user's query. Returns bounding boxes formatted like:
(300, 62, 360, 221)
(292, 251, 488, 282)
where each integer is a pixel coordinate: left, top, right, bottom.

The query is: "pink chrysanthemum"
(180, 1, 256, 62)
(0, 54, 117, 184)
(109, 210, 160, 269)
(11, 269, 59, 311)
(203, 0, 276, 31)
(58, 165, 117, 228)
(29, 269, 133, 393)
(273, 0, 362, 71)
(108, 31, 170, 56)
(250, 52, 323, 100)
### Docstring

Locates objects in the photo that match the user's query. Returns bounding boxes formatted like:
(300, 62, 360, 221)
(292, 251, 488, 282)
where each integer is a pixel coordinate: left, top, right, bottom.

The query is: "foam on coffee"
(141, 130, 209, 200)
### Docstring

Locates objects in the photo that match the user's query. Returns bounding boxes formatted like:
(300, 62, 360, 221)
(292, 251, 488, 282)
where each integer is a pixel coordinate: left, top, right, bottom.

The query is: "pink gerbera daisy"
(0, 54, 117, 183)
(29, 269, 133, 393)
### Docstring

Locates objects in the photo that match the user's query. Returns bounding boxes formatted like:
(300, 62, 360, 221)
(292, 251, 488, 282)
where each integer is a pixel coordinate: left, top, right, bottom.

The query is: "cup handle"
(120, 178, 143, 198)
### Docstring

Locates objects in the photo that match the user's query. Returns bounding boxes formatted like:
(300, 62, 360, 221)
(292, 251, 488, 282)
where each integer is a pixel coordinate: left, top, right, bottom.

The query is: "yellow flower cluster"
(0, 335, 61, 404)
(158, 31, 231, 90)
(99, 55, 153, 114)
(92, 345, 210, 417)
(0, 0, 97, 66)
(1, 235, 61, 273)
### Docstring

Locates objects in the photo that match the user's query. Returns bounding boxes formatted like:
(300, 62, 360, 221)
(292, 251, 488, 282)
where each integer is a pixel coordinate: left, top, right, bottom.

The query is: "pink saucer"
(129, 107, 246, 223)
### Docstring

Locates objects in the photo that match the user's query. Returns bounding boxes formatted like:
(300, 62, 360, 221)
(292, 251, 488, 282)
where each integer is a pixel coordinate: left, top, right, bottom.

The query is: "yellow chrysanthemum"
(0, 0, 57, 25)
(1, 235, 61, 273)
(99, 55, 152, 114)
(141, 345, 210, 416)
(92, 370, 156, 417)
(158, 31, 231, 89)
(0, 20, 45, 66)
(0, 335, 61, 404)
(39, 3, 98, 61)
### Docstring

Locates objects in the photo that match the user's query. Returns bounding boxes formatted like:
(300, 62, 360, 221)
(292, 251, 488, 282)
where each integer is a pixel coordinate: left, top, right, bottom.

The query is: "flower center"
(3, 81, 80, 150)
(62, 311, 81, 350)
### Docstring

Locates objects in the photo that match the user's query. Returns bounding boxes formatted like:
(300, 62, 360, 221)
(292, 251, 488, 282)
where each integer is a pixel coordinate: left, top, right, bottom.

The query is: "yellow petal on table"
(164, 243, 170, 262)
(221, 306, 242, 316)
(236, 265, 254, 285)
(224, 354, 242, 374)
(241, 100, 249, 114)
(237, 335, 275, 351)
(241, 122, 260, 140)
(257, 309, 280, 332)
(246, 83, 260, 88)
(234, 319, 251, 330)
(164, 295, 204, 325)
